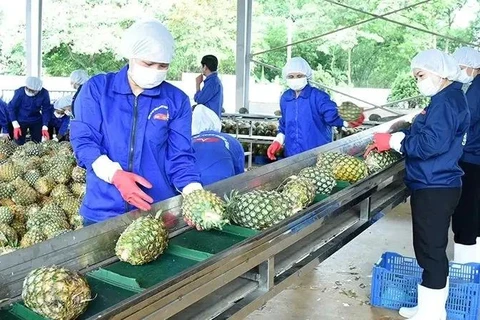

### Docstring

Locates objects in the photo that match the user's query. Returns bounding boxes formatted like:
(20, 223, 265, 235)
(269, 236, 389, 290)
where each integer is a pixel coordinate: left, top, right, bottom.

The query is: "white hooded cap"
(453, 47, 480, 68)
(120, 19, 175, 63)
(411, 49, 460, 80)
(282, 57, 313, 80)
(54, 95, 73, 110)
(191, 104, 221, 136)
(70, 70, 89, 86)
(25, 77, 43, 91)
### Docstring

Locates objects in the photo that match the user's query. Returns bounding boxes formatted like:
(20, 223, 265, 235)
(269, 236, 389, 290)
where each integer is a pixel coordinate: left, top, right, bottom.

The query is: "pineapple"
(0, 162, 23, 182)
(11, 219, 27, 238)
(23, 169, 42, 186)
(70, 182, 86, 198)
(34, 176, 56, 195)
(0, 223, 18, 246)
(115, 216, 169, 265)
(19, 156, 43, 173)
(23, 141, 44, 157)
(26, 213, 49, 230)
(48, 164, 73, 185)
(61, 197, 81, 218)
(225, 190, 294, 230)
(316, 152, 348, 172)
(0, 207, 14, 225)
(25, 204, 41, 220)
(0, 182, 14, 199)
(331, 155, 369, 184)
(69, 214, 84, 230)
(51, 184, 73, 203)
(40, 203, 67, 222)
(280, 176, 316, 213)
(20, 228, 46, 247)
(0, 141, 16, 160)
(71, 166, 86, 183)
(364, 146, 401, 174)
(48, 229, 71, 239)
(43, 221, 71, 239)
(10, 177, 38, 206)
(338, 101, 362, 122)
(181, 189, 229, 230)
(22, 266, 91, 320)
(299, 166, 336, 195)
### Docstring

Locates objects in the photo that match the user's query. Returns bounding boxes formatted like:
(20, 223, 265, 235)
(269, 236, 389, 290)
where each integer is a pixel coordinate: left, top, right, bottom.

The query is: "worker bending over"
(192, 104, 244, 186)
(8, 77, 51, 144)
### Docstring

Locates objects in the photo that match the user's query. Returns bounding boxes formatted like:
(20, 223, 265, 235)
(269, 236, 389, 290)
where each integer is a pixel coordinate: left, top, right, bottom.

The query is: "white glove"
(53, 137, 59, 142)
(182, 183, 203, 195)
(273, 133, 285, 146)
(11, 121, 20, 129)
(389, 132, 405, 153)
(91, 155, 123, 184)
(0, 133, 9, 140)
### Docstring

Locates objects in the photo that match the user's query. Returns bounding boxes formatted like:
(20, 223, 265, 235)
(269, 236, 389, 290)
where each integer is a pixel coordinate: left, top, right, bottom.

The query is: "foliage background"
(0, 0, 479, 101)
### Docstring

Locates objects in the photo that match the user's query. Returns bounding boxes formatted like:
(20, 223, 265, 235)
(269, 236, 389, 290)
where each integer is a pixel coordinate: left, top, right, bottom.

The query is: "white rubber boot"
(406, 284, 448, 320)
(399, 278, 449, 319)
(454, 243, 477, 263)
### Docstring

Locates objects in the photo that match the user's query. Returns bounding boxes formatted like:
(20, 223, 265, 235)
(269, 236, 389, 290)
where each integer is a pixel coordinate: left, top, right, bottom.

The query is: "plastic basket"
(371, 252, 480, 320)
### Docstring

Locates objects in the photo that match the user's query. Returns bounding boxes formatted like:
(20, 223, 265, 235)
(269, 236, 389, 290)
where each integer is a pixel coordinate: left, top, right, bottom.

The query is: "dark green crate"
(169, 229, 246, 254)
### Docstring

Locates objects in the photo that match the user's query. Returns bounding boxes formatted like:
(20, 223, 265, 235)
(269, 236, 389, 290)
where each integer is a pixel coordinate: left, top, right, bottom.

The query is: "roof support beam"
(235, 0, 253, 112)
(25, 0, 43, 77)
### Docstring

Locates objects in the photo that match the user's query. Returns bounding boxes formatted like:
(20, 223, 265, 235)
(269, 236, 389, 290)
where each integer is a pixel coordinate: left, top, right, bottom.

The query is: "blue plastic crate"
(371, 252, 480, 320)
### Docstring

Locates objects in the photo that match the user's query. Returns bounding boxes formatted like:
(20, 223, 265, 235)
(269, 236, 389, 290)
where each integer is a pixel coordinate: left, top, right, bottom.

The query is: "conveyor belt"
(0, 111, 417, 319)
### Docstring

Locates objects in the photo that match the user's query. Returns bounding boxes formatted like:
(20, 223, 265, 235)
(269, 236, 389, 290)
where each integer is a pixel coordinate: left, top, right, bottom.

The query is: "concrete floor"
(245, 200, 455, 320)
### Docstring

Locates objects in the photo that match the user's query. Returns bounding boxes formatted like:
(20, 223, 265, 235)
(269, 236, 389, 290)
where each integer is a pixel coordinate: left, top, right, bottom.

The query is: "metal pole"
(251, 0, 431, 57)
(235, 0, 253, 112)
(25, 0, 43, 77)
(325, 0, 480, 48)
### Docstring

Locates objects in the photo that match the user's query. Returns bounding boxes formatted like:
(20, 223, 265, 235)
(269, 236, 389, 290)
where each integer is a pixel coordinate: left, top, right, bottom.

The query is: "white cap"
(120, 19, 175, 63)
(25, 77, 43, 91)
(282, 57, 313, 80)
(453, 47, 480, 69)
(411, 49, 460, 80)
(70, 70, 89, 85)
(191, 105, 221, 136)
(54, 95, 73, 110)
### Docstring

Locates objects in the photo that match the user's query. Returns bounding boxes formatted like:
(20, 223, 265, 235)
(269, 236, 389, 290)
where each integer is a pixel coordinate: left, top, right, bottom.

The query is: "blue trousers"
(16, 121, 42, 145)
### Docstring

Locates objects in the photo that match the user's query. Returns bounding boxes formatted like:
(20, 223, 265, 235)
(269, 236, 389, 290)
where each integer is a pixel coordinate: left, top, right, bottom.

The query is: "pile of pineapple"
(0, 140, 85, 255)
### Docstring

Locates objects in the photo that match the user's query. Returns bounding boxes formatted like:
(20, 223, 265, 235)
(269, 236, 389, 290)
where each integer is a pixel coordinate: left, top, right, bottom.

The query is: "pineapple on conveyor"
(225, 189, 294, 230)
(22, 266, 91, 320)
(0, 245, 17, 256)
(115, 215, 169, 265)
(298, 166, 337, 195)
(364, 145, 401, 174)
(331, 155, 369, 184)
(181, 189, 229, 230)
(279, 176, 316, 213)
(316, 152, 348, 172)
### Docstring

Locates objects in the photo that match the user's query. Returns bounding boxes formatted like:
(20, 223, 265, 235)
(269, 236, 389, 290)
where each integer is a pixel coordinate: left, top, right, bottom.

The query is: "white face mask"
(129, 62, 167, 89)
(458, 68, 475, 84)
(417, 76, 443, 97)
(25, 89, 36, 97)
(286, 78, 308, 91)
(65, 110, 72, 117)
(54, 111, 64, 119)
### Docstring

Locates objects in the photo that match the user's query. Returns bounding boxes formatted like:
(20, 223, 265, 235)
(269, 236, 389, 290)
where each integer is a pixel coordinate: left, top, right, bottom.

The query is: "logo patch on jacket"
(148, 105, 169, 121)
(195, 137, 220, 143)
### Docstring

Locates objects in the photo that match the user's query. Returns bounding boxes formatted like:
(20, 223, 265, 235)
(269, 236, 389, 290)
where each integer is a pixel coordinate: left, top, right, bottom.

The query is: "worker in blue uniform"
(70, 70, 89, 118)
(451, 47, 480, 264)
(0, 98, 12, 140)
(70, 19, 202, 226)
(8, 77, 51, 145)
(192, 104, 244, 186)
(194, 55, 223, 117)
(267, 57, 364, 160)
(49, 95, 72, 142)
(366, 49, 469, 320)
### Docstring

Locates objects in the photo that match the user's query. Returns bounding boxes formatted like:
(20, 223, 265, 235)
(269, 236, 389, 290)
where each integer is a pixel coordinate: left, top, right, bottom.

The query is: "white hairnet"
(54, 95, 73, 110)
(25, 77, 43, 91)
(411, 49, 460, 80)
(70, 70, 89, 85)
(120, 19, 174, 63)
(282, 57, 313, 80)
(191, 105, 221, 136)
(453, 47, 480, 68)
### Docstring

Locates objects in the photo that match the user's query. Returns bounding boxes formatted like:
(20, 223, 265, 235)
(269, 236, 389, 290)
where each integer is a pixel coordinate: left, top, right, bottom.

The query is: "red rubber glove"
(42, 126, 50, 140)
(267, 141, 282, 160)
(364, 133, 392, 158)
(13, 128, 22, 140)
(112, 171, 153, 211)
(348, 113, 365, 128)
